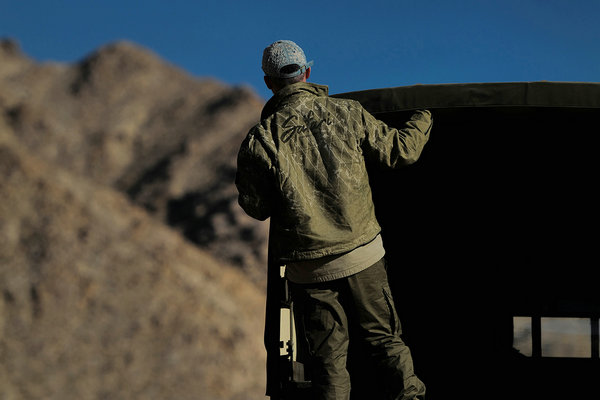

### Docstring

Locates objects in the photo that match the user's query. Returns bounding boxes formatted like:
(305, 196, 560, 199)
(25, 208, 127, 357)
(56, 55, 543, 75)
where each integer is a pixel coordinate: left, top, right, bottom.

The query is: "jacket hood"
(261, 82, 329, 120)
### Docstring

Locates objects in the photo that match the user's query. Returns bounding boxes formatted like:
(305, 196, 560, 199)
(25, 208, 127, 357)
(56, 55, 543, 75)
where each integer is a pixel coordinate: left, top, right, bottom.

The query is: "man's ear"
(305, 67, 311, 81)
(264, 76, 273, 89)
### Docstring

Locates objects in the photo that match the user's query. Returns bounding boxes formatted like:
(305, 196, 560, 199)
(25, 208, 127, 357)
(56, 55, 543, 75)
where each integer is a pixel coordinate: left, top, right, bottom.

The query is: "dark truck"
(266, 81, 600, 400)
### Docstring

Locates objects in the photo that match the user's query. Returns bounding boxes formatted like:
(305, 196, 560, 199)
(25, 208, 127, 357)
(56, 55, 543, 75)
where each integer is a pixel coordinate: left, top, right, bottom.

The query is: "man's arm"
(235, 132, 273, 221)
(361, 109, 432, 169)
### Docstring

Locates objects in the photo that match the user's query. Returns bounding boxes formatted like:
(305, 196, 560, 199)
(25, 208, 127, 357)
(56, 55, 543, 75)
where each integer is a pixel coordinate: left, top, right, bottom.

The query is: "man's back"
(236, 81, 431, 262)
(236, 39, 431, 400)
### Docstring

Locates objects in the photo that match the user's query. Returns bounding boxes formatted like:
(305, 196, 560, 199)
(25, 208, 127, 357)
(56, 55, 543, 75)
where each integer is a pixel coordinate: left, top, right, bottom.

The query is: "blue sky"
(2, 0, 599, 101)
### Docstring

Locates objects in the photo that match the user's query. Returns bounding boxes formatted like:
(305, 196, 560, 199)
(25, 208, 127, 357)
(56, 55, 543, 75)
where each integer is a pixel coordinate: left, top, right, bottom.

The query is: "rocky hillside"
(0, 38, 268, 286)
(0, 39, 269, 400)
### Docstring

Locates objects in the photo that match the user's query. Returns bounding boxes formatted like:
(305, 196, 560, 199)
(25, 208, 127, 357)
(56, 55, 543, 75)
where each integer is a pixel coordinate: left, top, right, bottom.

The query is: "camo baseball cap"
(262, 40, 314, 78)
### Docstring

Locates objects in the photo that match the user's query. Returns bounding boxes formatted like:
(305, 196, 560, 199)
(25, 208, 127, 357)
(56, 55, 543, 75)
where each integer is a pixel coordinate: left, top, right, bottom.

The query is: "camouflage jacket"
(235, 82, 432, 262)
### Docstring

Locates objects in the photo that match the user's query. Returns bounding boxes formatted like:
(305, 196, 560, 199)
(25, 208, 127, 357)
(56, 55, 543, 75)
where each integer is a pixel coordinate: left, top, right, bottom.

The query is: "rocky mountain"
(0, 38, 269, 286)
(0, 39, 270, 399)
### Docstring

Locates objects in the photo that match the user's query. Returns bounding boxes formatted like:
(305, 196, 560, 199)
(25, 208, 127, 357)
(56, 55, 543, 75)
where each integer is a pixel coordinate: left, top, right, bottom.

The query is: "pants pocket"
(382, 285, 402, 336)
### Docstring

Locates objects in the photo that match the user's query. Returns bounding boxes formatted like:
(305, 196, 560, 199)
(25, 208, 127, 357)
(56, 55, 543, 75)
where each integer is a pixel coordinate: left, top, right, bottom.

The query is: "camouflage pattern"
(236, 82, 432, 262)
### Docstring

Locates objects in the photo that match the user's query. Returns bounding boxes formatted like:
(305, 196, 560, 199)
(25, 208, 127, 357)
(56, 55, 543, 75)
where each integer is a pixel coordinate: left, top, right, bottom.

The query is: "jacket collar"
(261, 82, 329, 120)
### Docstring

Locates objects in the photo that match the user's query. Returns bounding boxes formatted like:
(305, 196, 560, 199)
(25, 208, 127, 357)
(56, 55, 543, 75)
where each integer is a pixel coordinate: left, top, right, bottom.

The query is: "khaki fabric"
(290, 259, 426, 400)
(236, 82, 431, 262)
(285, 233, 385, 284)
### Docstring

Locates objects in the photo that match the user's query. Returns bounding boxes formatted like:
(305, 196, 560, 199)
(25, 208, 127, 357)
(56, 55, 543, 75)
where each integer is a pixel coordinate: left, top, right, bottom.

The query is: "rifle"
(265, 227, 311, 399)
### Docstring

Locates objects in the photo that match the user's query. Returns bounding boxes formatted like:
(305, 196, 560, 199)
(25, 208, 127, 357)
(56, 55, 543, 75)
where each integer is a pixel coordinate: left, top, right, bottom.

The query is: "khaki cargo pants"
(289, 258, 425, 400)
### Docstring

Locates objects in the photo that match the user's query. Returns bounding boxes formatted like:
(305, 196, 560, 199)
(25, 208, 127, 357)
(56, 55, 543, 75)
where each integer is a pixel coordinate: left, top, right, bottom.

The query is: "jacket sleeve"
(235, 130, 274, 221)
(361, 108, 432, 169)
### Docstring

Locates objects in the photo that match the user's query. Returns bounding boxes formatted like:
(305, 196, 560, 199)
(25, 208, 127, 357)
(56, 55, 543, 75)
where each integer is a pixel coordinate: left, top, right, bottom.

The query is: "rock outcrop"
(0, 38, 269, 400)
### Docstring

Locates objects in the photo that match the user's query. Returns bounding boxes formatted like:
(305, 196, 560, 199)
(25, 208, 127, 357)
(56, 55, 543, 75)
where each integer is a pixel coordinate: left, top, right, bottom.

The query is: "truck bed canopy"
(329, 81, 599, 400)
(335, 80, 600, 111)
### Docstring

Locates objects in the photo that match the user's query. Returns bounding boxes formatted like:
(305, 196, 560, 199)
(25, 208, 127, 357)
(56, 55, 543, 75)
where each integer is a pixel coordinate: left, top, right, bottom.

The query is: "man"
(236, 40, 432, 400)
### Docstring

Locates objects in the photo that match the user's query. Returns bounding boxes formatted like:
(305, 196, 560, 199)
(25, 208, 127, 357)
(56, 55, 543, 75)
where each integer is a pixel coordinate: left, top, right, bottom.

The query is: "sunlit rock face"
(0, 38, 269, 400)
